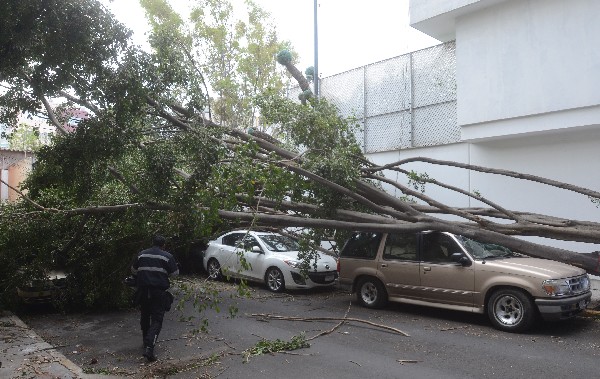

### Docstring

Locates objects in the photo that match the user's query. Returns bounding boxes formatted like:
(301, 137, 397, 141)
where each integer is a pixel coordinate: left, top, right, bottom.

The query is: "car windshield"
(257, 234, 300, 252)
(455, 235, 515, 260)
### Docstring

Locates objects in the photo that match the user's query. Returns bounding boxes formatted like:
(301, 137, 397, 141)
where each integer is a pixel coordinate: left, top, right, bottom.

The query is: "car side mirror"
(451, 253, 472, 267)
(251, 245, 263, 253)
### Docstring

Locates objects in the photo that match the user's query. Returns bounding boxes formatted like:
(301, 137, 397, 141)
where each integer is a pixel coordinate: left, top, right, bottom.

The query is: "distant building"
(0, 149, 34, 202)
(0, 106, 88, 202)
(57, 107, 89, 133)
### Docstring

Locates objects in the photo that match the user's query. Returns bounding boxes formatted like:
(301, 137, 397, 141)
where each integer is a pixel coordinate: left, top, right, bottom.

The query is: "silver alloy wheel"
(207, 259, 221, 279)
(266, 268, 284, 292)
(492, 293, 524, 326)
(360, 281, 378, 305)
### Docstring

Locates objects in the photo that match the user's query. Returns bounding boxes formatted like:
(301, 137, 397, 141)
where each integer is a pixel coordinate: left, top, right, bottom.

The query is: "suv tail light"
(337, 259, 340, 273)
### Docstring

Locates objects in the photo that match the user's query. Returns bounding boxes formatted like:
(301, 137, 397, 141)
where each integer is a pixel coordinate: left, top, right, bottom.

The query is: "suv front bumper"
(535, 292, 592, 321)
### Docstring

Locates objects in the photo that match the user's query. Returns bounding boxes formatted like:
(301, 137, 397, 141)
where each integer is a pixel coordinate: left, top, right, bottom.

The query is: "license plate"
(579, 300, 587, 309)
(325, 275, 334, 281)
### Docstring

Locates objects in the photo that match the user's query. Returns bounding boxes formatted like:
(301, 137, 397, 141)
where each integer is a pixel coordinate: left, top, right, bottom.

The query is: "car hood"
(480, 257, 587, 279)
(271, 250, 337, 271)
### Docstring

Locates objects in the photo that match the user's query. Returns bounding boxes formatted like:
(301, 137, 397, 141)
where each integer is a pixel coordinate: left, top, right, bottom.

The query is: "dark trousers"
(139, 287, 167, 348)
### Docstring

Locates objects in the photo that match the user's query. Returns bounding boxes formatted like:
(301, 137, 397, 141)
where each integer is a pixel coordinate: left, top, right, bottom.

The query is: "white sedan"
(202, 230, 338, 292)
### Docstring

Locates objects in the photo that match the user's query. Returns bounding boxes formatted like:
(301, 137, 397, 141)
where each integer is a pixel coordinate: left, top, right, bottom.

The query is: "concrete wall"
(368, 143, 471, 209)
(456, 0, 600, 132)
(0, 150, 34, 202)
(7, 159, 32, 201)
(367, 126, 600, 254)
(467, 127, 600, 252)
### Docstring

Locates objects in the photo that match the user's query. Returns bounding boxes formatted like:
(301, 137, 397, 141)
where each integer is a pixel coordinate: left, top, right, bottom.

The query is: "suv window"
(341, 232, 382, 259)
(421, 232, 459, 263)
(383, 233, 417, 261)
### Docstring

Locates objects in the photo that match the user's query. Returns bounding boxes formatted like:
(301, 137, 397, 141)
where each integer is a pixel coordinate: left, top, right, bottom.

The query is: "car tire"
(265, 267, 285, 292)
(487, 288, 536, 333)
(356, 277, 387, 309)
(207, 258, 222, 281)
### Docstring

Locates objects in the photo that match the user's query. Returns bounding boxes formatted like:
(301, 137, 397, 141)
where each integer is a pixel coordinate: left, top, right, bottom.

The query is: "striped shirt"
(132, 246, 178, 290)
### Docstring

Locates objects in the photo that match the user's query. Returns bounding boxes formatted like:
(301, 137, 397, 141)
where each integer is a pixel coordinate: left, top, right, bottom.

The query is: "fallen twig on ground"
(249, 311, 410, 337)
(307, 302, 352, 341)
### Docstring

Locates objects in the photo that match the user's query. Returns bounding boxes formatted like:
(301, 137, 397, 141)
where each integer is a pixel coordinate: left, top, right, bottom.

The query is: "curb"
(0, 311, 122, 379)
(11, 314, 90, 377)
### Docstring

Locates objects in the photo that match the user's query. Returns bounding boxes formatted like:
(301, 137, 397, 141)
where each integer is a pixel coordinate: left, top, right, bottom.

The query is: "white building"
(402, 0, 600, 253)
(308, 0, 599, 254)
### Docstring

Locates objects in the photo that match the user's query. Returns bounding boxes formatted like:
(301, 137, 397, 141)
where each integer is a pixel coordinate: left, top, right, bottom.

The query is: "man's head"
(152, 234, 166, 247)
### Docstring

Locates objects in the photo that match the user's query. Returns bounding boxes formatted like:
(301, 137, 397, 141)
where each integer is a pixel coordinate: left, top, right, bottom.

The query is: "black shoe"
(143, 346, 157, 362)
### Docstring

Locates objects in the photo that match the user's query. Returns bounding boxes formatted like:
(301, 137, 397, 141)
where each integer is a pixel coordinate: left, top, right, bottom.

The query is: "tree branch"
(250, 313, 409, 337)
(39, 95, 69, 135)
(0, 178, 56, 211)
(376, 166, 523, 222)
(366, 173, 492, 226)
(58, 90, 100, 114)
(107, 166, 140, 195)
(365, 157, 600, 199)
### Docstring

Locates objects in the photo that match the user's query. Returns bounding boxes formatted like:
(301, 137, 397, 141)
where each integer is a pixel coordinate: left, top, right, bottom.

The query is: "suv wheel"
(207, 258, 222, 280)
(265, 267, 285, 292)
(356, 277, 387, 308)
(487, 289, 535, 333)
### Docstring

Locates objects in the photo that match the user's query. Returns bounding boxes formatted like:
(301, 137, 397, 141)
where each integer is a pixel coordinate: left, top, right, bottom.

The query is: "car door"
(218, 232, 247, 277)
(417, 231, 475, 306)
(377, 233, 421, 300)
(238, 234, 266, 280)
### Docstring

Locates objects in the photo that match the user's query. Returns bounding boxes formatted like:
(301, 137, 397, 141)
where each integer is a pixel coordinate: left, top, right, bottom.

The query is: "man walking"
(131, 235, 178, 362)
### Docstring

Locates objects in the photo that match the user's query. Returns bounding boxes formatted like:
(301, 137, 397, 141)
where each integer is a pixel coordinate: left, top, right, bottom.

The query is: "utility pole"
(314, 0, 319, 98)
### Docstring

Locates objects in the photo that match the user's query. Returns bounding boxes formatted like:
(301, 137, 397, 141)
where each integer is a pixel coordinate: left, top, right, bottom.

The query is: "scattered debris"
(440, 326, 469, 331)
(397, 359, 421, 365)
(242, 334, 310, 363)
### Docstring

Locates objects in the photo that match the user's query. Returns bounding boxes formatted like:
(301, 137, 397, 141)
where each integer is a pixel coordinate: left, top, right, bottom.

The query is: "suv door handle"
(380, 263, 387, 268)
(423, 266, 431, 271)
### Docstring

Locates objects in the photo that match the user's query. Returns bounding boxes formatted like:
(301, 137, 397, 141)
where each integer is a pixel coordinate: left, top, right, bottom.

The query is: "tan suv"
(338, 231, 592, 332)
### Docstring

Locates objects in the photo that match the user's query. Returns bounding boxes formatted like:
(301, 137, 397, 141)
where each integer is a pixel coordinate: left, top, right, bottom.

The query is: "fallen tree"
(1, 0, 599, 310)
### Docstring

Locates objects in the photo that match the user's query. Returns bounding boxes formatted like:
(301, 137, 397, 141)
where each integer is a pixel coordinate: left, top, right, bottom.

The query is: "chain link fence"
(287, 41, 457, 153)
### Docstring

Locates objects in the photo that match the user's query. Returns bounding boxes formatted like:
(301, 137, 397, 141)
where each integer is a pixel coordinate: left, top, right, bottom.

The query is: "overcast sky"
(104, 0, 439, 78)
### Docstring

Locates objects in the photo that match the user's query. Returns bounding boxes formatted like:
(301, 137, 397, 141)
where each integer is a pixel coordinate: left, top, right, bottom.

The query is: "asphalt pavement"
(2, 278, 600, 379)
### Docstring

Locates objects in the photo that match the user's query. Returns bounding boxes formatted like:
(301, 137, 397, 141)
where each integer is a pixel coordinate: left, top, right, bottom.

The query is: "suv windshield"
(456, 235, 515, 260)
(257, 234, 299, 252)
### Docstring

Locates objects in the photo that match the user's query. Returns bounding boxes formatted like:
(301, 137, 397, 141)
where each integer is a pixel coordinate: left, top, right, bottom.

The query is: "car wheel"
(356, 277, 387, 308)
(487, 288, 536, 333)
(265, 267, 285, 292)
(207, 259, 222, 280)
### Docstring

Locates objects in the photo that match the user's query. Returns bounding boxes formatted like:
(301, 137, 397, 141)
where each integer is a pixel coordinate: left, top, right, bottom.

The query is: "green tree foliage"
(7, 122, 42, 151)
(0, 0, 360, 310)
(1, 0, 599, 313)
(0, 0, 130, 125)
(141, 0, 293, 129)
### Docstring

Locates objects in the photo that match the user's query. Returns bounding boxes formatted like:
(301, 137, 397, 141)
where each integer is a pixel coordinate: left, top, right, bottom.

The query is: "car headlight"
(582, 275, 591, 291)
(284, 260, 302, 269)
(542, 279, 573, 296)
